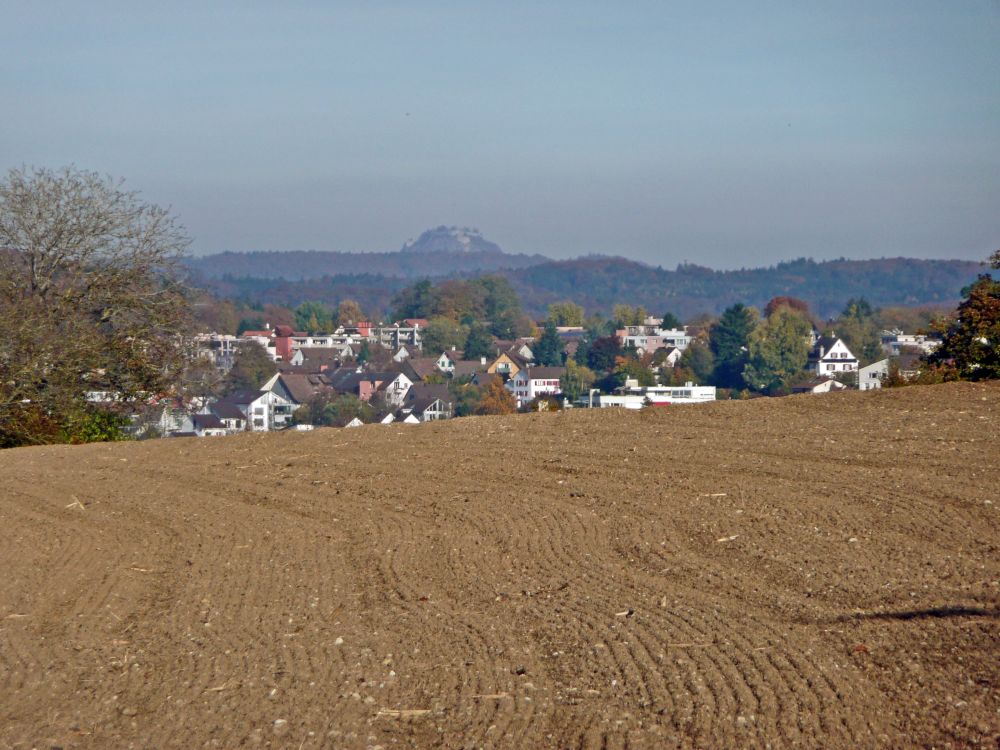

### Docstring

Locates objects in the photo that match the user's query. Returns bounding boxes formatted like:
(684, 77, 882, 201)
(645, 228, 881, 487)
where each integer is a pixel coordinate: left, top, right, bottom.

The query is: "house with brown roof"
(451, 358, 489, 378)
(487, 351, 529, 379)
(402, 357, 443, 382)
(267, 372, 335, 407)
(190, 413, 228, 437)
(401, 382, 455, 422)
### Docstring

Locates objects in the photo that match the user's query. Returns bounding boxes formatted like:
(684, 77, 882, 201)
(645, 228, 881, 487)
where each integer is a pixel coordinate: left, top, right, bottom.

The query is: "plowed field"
(1, 382, 998, 749)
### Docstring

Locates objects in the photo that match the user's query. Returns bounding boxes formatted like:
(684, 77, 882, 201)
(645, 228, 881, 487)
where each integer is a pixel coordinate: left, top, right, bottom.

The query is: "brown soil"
(1, 382, 998, 749)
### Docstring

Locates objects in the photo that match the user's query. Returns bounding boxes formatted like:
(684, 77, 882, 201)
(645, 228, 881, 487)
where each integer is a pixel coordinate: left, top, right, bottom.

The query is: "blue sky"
(2, 1, 998, 267)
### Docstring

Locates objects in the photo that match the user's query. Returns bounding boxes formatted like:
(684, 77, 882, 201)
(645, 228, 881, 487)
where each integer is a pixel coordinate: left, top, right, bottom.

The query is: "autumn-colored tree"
(261, 304, 296, 329)
(547, 301, 585, 327)
(223, 341, 277, 392)
(475, 376, 517, 415)
(612, 356, 656, 387)
(0, 166, 189, 446)
(927, 272, 1000, 380)
(337, 299, 365, 326)
(192, 292, 240, 334)
(612, 304, 648, 327)
(764, 296, 812, 321)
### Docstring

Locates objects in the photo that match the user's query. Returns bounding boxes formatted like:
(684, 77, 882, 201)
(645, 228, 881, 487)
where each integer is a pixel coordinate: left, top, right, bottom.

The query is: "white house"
(880, 330, 940, 357)
(377, 372, 415, 408)
(434, 349, 461, 374)
(190, 413, 228, 437)
(593, 382, 716, 409)
(858, 358, 889, 391)
(807, 336, 858, 376)
(211, 389, 293, 432)
(505, 366, 566, 408)
(617, 325, 693, 354)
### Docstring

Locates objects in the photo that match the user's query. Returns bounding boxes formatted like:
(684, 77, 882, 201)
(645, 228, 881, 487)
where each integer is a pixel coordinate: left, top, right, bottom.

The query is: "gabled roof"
(452, 360, 487, 376)
(403, 357, 441, 381)
(406, 382, 451, 404)
(409, 394, 453, 416)
(518, 366, 566, 380)
(278, 373, 334, 404)
(217, 389, 266, 406)
(210, 401, 246, 420)
(192, 413, 226, 430)
(296, 347, 345, 361)
(810, 336, 856, 361)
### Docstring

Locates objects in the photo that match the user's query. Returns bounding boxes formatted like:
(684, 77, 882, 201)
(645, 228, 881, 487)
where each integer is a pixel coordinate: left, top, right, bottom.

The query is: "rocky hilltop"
(400, 226, 504, 255)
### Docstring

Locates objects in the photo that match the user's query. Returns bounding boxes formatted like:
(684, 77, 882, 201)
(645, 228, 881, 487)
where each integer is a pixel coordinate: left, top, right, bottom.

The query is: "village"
(141, 311, 940, 438)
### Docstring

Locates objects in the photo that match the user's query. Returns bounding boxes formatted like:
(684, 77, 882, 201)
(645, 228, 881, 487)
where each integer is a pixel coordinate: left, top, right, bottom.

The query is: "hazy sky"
(2, 1, 998, 267)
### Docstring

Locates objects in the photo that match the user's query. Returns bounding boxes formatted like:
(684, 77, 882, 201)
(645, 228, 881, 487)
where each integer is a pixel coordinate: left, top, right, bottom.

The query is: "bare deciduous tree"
(0, 166, 190, 446)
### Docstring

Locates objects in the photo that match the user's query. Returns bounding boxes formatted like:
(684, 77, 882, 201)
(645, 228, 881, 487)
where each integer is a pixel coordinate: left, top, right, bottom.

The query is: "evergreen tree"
(463, 323, 493, 360)
(534, 321, 564, 366)
(294, 301, 334, 333)
(660, 311, 682, 329)
(587, 336, 622, 372)
(835, 297, 882, 365)
(709, 304, 759, 388)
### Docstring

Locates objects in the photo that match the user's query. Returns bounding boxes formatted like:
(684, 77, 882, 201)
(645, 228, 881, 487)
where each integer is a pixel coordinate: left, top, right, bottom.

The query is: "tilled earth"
(1, 381, 998, 749)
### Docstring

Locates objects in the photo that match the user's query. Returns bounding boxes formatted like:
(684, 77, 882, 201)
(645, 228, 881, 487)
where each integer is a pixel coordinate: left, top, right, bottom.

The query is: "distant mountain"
(399, 226, 503, 254)
(186, 249, 549, 281)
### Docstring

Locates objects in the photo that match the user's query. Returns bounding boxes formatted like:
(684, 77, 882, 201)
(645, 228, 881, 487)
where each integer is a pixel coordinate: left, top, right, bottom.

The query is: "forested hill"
(186, 248, 550, 280)
(507, 256, 984, 319)
(190, 255, 984, 320)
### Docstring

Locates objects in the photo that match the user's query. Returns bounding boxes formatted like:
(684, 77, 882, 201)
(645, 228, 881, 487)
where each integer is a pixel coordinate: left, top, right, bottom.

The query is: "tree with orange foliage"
(764, 296, 812, 321)
(475, 376, 517, 415)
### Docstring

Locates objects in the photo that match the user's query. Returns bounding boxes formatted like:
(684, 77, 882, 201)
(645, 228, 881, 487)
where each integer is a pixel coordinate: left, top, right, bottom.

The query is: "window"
(827, 364, 834, 371)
